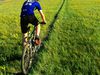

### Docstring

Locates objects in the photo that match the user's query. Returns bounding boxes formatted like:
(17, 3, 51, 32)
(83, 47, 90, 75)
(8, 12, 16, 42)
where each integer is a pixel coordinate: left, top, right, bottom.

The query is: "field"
(0, 0, 100, 75)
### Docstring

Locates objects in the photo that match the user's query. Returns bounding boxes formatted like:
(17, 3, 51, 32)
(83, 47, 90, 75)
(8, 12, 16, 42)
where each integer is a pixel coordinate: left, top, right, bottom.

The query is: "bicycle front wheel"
(21, 44, 33, 75)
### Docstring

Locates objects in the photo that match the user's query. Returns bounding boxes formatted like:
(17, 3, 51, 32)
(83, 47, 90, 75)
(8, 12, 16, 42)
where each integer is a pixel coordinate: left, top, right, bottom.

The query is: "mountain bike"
(21, 22, 46, 75)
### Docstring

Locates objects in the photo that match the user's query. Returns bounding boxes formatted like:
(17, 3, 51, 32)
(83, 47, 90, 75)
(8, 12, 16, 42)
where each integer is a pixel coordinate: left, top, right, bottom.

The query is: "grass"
(0, 0, 100, 75)
(0, 0, 62, 74)
(30, 0, 100, 75)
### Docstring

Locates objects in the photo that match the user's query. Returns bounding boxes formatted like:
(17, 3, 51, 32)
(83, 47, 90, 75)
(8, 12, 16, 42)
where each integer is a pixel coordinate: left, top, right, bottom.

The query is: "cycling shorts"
(20, 15, 39, 33)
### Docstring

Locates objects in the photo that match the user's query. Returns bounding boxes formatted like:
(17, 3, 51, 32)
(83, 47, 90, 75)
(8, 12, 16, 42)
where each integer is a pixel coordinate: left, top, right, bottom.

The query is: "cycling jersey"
(21, 1, 42, 17)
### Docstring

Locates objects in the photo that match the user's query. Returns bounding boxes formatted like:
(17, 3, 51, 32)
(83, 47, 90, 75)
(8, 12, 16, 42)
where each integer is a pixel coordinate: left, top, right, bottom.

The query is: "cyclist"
(20, 0, 46, 47)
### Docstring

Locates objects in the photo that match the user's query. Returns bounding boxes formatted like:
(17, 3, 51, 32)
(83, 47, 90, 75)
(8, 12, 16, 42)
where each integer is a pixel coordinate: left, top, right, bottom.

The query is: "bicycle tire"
(21, 38, 38, 75)
(21, 43, 32, 75)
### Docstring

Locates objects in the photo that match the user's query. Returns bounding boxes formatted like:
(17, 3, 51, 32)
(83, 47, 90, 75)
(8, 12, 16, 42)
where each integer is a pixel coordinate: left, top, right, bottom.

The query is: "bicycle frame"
(21, 26, 40, 75)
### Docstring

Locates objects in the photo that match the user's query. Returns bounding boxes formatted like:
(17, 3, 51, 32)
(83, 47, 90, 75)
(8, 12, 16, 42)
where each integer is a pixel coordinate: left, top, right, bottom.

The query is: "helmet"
(26, 0, 37, 2)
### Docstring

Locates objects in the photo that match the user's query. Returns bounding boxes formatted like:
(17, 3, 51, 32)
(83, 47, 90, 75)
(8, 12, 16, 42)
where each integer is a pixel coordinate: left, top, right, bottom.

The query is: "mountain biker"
(20, 0, 46, 47)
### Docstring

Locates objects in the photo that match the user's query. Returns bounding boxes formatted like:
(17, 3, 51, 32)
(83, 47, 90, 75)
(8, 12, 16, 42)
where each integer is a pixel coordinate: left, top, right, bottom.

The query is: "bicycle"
(21, 22, 46, 75)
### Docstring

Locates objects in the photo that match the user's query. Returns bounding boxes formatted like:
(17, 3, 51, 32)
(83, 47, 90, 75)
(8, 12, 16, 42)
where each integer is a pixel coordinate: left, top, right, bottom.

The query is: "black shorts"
(20, 15, 39, 33)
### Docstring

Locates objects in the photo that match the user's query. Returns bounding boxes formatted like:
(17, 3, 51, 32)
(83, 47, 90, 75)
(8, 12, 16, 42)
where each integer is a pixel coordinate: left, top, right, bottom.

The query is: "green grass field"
(0, 0, 100, 75)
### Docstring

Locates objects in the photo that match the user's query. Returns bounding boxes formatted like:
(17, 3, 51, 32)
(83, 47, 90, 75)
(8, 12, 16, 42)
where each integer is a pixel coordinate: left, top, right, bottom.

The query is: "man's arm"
(39, 10, 46, 23)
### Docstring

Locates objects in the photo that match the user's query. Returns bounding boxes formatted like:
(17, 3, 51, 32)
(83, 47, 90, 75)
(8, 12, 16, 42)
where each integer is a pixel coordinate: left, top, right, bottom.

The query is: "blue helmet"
(26, 0, 37, 2)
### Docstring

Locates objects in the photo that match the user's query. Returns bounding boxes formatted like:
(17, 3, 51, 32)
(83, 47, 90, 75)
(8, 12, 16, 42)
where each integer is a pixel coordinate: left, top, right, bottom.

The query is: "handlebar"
(39, 22, 46, 24)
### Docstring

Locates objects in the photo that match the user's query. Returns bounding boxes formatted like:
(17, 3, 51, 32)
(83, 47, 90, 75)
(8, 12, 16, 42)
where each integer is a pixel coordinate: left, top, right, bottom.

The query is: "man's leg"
(35, 24, 41, 45)
(35, 24, 40, 36)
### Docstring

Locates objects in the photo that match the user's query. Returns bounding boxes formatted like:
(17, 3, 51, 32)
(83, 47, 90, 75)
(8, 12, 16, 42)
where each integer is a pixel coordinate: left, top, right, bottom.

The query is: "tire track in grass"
(43, 0, 65, 41)
(46, 0, 100, 74)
